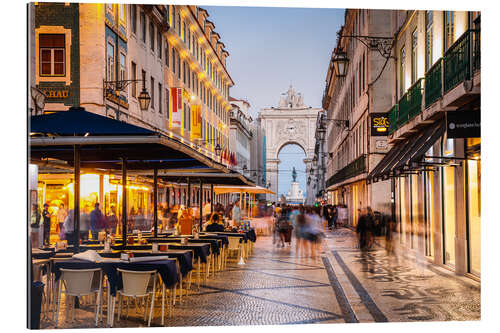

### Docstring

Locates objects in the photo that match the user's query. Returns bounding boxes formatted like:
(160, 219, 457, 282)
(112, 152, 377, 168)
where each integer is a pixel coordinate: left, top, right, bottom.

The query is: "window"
(177, 52, 181, 79)
(444, 11, 455, 51)
(411, 28, 418, 83)
(425, 11, 434, 72)
(399, 45, 406, 97)
(157, 30, 162, 59)
(171, 6, 175, 30)
(131, 5, 137, 34)
(119, 52, 126, 81)
(183, 21, 186, 43)
(131, 61, 137, 97)
(107, 42, 115, 80)
(39, 34, 65, 76)
(150, 77, 155, 109)
(140, 11, 146, 42)
(158, 83, 162, 114)
(165, 87, 170, 119)
(165, 41, 169, 67)
(141, 69, 146, 89)
(172, 48, 175, 73)
(150, 22, 155, 51)
(183, 60, 186, 84)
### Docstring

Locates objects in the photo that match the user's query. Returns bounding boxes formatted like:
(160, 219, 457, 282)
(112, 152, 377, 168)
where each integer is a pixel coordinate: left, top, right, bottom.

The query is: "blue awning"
(30, 107, 156, 136)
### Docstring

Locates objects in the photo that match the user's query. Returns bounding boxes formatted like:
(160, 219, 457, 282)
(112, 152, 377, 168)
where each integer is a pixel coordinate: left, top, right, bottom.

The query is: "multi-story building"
(368, 10, 480, 278)
(249, 118, 267, 190)
(31, 3, 233, 165)
(30, 3, 235, 227)
(229, 97, 253, 176)
(323, 9, 394, 225)
(310, 110, 327, 203)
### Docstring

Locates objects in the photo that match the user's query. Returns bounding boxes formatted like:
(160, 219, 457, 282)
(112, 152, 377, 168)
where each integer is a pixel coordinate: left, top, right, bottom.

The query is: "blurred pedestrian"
(232, 201, 241, 228)
(56, 203, 67, 239)
(42, 203, 51, 246)
(30, 203, 41, 248)
(356, 207, 375, 250)
(90, 202, 103, 239)
(80, 205, 90, 241)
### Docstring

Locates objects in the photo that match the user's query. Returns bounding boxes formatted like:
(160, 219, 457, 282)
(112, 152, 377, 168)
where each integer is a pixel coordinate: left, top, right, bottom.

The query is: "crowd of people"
(31, 196, 394, 254)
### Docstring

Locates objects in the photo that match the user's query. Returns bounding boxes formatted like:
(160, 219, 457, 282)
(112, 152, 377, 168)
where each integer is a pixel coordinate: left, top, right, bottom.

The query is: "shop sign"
(41, 89, 69, 99)
(171, 87, 183, 129)
(370, 113, 390, 136)
(191, 105, 201, 138)
(447, 111, 480, 138)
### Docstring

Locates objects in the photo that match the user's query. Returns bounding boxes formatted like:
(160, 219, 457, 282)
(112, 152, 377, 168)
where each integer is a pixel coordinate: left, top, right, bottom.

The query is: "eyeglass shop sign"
(370, 113, 390, 136)
(447, 111, 480, 138)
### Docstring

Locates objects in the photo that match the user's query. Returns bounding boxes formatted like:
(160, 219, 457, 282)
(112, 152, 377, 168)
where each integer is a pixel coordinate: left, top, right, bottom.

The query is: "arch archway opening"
(277, 143, 307, 204)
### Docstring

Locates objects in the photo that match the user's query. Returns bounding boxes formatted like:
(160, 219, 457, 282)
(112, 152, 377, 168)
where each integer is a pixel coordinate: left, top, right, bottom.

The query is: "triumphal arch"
(258, 86, 322, 202)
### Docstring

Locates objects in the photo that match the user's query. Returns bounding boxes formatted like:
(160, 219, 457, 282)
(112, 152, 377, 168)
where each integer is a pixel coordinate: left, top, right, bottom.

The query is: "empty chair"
(227, 237, 242, 262)
(114, 269, 157, 327)
(55, 268, 103, 327)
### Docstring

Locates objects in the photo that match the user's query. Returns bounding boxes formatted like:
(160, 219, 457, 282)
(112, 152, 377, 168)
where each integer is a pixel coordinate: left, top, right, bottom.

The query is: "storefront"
(369, 117, 481, 279)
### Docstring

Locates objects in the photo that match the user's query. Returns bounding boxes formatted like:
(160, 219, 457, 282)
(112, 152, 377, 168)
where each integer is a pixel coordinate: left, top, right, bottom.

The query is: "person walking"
(63, 209, 74, 245)
(42, 203, 52, 246)
(232, 200, 241, 228)
(203, 198, 212, 221)
(80, 205, 90, 241)
(356, 207, 375, 250)
(30, 204, 41, 248)
(89, 203, 103, 239)
(56, 203, 68, 240)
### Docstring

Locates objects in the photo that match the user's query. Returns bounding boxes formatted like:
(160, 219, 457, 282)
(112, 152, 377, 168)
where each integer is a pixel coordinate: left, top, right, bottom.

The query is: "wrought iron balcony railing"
(444, 29, 477, 93)
(425, 58, 442, 108)
(326, 154, 366, 187)
(388, 104, 398, 135)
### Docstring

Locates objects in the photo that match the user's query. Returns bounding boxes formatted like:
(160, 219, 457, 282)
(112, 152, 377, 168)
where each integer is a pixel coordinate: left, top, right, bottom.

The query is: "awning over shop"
(213, 185, 275, 195)
(156, 171, 255, 186)
(368, 120, 445, 183)
(29, 107, 226, 172)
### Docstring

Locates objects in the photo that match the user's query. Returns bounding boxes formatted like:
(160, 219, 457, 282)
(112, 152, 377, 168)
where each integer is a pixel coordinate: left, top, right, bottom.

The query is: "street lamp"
(215, 143, 222, 157)
(332, 50, 349, 77)
(138, 87, 151, 111)
(104, 77, 151, 111)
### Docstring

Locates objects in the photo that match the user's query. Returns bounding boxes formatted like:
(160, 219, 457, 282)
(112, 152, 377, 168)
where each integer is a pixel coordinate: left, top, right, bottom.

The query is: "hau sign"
(41, 89, 69, 99)
(371, 113, 390, 136)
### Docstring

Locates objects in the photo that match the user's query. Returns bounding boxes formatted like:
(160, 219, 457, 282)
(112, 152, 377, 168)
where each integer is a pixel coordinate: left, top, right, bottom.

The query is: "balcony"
(388, 104, 398, 135)
(326, 154, 366, 188)
(397, 78, 423, 128)
(444, 29, 479, 93)
(425, 58, 442, 108)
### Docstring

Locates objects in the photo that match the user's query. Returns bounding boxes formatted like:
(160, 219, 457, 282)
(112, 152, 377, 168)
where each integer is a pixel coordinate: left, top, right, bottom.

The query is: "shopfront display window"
(425, 170, 435, 258)
(443, 138, 456, 267)
(466, 137, 480, 276)
(399, 177, 408, 245)
(443, 165, 456, 266)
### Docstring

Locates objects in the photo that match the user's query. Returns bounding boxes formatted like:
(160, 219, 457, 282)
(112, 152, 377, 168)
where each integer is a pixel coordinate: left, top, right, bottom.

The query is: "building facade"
(323, 9, 394, 226)
(368, 10, 480, 279)
(259, 86, 322, 203)
(249, 117, 267, 190)
(229, 97, 253, 176)
(30, 3, 236, 231)
(31, 3, 233, 165)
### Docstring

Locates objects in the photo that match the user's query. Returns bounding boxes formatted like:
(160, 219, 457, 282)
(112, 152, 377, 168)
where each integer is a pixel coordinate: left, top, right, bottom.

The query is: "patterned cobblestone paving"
(40, 228, 480, 329)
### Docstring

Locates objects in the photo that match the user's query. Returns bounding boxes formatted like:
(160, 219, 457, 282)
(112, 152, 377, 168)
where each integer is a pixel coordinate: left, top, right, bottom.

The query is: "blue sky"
(206, 5, 345, 196)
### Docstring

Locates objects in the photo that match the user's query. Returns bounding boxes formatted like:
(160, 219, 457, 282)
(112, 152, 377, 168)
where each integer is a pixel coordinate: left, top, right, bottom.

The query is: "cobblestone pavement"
(40, 228, 480, 329)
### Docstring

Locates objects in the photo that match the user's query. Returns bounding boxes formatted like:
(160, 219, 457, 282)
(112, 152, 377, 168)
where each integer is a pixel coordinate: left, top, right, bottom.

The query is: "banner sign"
(191, 105, 201, 138)
(171, 88, 183, 128)
(447, 111, 480, 138)
(370, 113, 390, 136)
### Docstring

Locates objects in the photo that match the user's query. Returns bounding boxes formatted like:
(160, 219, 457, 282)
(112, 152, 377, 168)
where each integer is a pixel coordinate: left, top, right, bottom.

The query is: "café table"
(53, 257, 179, 326)
(160, 242, 210, 289)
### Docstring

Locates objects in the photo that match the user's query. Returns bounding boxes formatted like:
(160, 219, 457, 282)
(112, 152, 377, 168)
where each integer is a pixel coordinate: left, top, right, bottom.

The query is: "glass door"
(443, 165, 456, 266)
(467, 158, 481, 276)
(424, 171, 435, 258)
